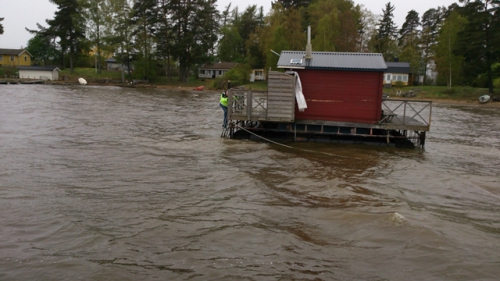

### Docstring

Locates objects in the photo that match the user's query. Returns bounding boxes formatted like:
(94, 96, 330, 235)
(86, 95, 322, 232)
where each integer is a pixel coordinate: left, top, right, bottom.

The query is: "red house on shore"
(276, 51, 387, 124)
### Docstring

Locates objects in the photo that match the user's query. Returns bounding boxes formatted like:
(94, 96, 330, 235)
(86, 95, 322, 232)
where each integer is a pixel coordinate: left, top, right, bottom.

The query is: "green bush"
(493, 77, 500, 90)
(0, 67, 18, 77)
(224, 64, 252, 87)
(208, 63, 252, 90)
(210, 77, 228, 90)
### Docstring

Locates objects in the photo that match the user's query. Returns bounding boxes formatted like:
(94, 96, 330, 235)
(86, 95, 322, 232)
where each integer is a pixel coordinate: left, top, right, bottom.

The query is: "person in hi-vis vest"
(219, 91, 228, 128)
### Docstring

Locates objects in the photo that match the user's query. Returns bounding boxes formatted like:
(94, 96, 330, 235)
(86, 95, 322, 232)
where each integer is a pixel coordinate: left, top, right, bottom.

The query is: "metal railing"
(381, 100, 432, 130)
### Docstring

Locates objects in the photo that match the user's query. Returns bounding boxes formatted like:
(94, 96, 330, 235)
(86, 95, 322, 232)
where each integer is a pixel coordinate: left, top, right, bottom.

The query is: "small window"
(11, 56, 15, 62)
(386, 74, 391, 81)
(403, 75, 408, 82)
(24, 56, 28, 62)
(0, 56, 3, 61)
(290, 58, 302, 64)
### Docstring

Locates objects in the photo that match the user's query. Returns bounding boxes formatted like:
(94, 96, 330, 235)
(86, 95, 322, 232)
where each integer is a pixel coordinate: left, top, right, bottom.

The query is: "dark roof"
(200, 62, 238, 70)
(0, 48, 31, 56)
(277, 51, 387, 72)
(105, 57, 117, 63)
(385, 62, 411, 74)
(18, 66, 60, 71)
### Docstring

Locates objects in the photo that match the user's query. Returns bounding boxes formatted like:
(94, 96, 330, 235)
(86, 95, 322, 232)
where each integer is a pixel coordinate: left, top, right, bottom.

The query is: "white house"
(199, 62, 237, 79)
(250, 69, 266, 82)
(18, 66, 60, 81)
(384, 62, 411, 86)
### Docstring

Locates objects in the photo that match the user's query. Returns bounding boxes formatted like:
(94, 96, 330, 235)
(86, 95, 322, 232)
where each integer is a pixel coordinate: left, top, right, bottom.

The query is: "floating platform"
(222, 74, 431, 148)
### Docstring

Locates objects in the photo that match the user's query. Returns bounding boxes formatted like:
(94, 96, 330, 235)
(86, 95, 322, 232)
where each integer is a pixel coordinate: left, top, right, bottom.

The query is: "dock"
(0, 79, 46, 85)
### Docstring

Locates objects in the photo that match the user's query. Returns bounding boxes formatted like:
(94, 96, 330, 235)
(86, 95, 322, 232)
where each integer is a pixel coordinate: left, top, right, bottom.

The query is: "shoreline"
(420, 98, 500, 107)
(4, 80, 499, 107)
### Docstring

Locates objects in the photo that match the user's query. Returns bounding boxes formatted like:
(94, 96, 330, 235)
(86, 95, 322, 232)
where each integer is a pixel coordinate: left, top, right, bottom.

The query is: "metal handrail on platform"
(228, 89, 432, 132)
(381, 100, 432, 130)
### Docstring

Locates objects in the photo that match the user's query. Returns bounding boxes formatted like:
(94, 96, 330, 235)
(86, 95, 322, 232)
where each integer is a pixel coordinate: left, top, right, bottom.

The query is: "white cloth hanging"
(286, 71, 307, 112)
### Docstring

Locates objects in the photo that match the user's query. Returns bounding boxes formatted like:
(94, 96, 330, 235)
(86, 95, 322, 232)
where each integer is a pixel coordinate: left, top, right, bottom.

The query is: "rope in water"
(224, 122, 353, 159)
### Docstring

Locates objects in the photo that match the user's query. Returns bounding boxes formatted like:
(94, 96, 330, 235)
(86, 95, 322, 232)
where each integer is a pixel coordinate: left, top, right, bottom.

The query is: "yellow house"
(0, 48, 32, 67)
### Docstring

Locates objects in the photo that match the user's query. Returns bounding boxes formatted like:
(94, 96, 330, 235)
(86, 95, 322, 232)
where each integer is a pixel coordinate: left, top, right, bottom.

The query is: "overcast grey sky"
(1, 0, 458, 49)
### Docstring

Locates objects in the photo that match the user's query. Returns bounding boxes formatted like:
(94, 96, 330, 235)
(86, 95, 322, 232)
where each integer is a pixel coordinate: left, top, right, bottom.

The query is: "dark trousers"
(220, 103, 228, 127)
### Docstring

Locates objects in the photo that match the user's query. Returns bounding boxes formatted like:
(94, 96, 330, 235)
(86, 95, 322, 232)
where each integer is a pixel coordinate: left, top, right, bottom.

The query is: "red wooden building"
(276, 51, 387, 124)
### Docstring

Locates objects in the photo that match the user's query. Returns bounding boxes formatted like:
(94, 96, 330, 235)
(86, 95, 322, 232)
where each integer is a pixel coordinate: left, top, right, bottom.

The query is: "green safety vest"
(220, 93, 228, 107)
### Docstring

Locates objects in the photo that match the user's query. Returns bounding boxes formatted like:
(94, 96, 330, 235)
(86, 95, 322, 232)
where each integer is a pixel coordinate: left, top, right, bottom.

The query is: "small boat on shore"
(78, 78, 87, 85)
(479, 95, 490, 103)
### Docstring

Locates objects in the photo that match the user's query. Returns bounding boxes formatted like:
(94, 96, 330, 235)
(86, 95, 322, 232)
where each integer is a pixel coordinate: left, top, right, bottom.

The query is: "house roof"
(385, 62, 411, 74)
(18, 66, 60, 72)
(200, 62, 238, 70)
(0, 48, 32, 57)
(105, 57, 117, 63)
(277, 51, 387, 72)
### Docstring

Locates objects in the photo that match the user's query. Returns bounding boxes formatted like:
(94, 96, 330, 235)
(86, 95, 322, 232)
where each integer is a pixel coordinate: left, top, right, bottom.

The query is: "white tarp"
(286, 71, 307, 112)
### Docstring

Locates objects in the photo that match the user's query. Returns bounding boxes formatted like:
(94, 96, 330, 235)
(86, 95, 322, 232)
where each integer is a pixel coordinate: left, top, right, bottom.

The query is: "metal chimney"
(305, 26, 312, 60)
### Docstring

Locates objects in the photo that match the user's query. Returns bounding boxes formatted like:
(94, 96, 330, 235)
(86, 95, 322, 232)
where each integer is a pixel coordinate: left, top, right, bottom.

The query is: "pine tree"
(420, 7, 445, 84)
(156, 0, 175, 79)
(399, 10, 420, 47)
(169, 0, 219, 82)
(399, 10, 422, 82)
(374, 2, 398, 61)
(456, 0, 500, 92)
(47, 0, 86, 73)
(237, 5, 262, 57)
(130, 0, 158, 80)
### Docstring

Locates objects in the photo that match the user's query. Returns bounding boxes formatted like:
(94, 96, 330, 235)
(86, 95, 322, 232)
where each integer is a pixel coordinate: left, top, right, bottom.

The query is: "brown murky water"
(1, 85, 499, 280)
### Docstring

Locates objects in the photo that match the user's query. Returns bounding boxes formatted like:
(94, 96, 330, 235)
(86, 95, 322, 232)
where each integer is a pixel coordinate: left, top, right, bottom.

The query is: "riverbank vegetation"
(385, 86, 496, 102)
(1, 65, 495, 103)
(2, 0, 499, 93)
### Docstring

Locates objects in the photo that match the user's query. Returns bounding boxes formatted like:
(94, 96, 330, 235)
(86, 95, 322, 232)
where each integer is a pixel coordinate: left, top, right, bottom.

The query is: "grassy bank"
(61, 68, 494, 100)
(59, 68, 212, 88)
(58, 68, 268, 90)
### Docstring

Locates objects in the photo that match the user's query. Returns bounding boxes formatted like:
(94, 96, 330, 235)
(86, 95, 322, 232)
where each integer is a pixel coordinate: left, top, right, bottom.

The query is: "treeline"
(20, 0, 500, 91)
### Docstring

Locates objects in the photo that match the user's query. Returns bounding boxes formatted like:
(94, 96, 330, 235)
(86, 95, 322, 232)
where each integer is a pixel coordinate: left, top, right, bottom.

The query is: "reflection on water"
(1, 85, 499, 280)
